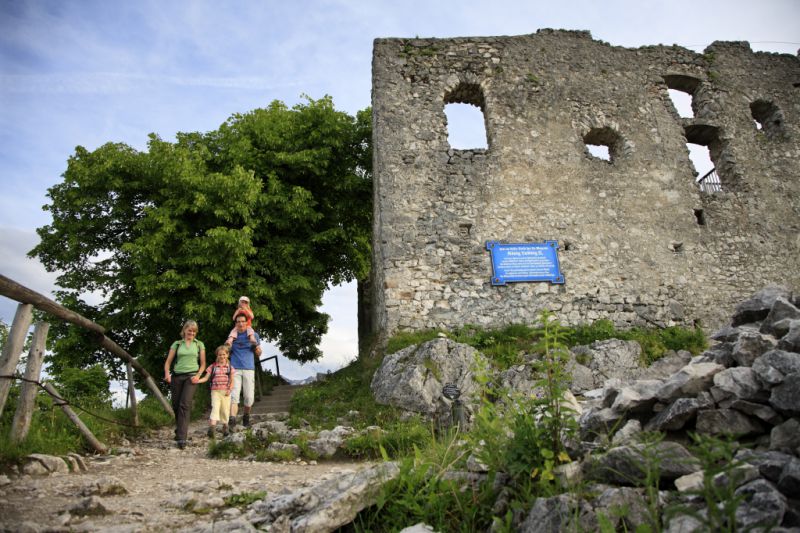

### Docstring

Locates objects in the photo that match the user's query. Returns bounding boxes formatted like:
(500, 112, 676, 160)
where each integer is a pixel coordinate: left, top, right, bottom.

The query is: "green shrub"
(385, 329, 441, 355)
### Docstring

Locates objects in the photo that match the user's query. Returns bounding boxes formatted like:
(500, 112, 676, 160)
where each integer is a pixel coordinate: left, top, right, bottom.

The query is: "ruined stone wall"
(370, 29, 800, 343)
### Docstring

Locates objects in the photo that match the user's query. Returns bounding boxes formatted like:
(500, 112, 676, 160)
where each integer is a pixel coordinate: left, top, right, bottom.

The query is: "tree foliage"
(31, 96, 372, 383)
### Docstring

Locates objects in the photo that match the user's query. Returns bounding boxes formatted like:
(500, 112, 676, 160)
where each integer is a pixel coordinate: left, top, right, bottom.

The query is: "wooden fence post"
(0, 303, 34, 417)
(10, 321, 49, 443)
(0, 274, 174, 418)
(42, 382, 108, 454)
(126, 362, 139, 427)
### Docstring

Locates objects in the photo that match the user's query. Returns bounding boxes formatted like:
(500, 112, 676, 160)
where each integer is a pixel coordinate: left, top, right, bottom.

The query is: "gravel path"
(0, 416, 373, 532)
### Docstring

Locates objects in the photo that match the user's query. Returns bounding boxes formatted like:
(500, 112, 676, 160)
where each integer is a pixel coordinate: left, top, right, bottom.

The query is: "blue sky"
(1, 0, 798, 379)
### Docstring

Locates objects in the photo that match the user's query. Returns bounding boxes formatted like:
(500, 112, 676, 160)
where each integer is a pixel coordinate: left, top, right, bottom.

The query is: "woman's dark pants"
(170, 373, 197, 445)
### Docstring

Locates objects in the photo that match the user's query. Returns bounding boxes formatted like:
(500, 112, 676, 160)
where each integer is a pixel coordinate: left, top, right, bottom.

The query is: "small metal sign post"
(485, 240, 565, 286)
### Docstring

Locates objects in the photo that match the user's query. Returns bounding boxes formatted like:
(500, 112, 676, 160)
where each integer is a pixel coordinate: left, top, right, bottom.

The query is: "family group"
(163, 296, 261, 449)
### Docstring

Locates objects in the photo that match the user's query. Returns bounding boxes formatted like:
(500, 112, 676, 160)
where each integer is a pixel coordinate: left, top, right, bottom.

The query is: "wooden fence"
(0, 274, 174, 450)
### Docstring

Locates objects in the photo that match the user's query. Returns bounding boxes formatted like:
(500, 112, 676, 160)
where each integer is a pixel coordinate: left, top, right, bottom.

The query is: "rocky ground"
(0, 416, 374, 532)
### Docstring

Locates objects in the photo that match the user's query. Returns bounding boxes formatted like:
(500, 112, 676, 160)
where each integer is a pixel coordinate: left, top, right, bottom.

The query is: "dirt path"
(0, 415, 373, 532)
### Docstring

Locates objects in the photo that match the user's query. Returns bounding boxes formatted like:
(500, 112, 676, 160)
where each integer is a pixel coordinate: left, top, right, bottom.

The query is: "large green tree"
(31, 97, 372, 383)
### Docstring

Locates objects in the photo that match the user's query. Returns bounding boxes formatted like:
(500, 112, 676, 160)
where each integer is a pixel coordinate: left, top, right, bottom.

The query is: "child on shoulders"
(225, 295, 257, 346)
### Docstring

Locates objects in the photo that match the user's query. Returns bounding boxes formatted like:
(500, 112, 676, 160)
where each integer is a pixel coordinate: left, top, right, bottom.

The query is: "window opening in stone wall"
(684, 124, 726, 194)
(444, 82, 488, 150)
(668, 89, 694, 118)
(688, 142, 720, 193)
(586, 144, 610, 160)
(444, 103, 488, 149)
(583, 127, 622, 163)
(750, 100, 785, 139)
(663, 75, 701, 119)
(694, 209, 706, 226)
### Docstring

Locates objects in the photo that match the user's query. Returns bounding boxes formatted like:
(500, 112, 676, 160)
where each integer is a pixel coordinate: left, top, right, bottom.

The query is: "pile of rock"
(566, 286, 800, 531)
(367, 286, 800, 532)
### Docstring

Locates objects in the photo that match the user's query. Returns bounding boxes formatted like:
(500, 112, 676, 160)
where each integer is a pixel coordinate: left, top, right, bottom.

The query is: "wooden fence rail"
(0, 273, 173, 417)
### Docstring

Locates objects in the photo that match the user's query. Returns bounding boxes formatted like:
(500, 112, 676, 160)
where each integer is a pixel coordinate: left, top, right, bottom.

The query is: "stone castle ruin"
(369, 29, 800, 343)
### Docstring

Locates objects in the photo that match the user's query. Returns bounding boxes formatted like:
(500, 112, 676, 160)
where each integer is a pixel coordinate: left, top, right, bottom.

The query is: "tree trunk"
(0, 303, 34, 417)
(11, 321, 49, 444)
(0, 274, 174, 418)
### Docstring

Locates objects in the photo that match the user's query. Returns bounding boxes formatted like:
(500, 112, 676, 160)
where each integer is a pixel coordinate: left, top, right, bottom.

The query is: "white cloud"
(0, 227, 60, 323)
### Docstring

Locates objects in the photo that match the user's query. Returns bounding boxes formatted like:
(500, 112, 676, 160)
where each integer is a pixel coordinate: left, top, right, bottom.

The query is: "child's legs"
(209, 390, 224, 425)
(226, 327, 237, 344)
(219, 394, 232, 423)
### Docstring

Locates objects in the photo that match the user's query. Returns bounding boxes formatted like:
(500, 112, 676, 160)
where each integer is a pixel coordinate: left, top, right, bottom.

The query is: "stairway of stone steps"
(251, 383, 305, 415)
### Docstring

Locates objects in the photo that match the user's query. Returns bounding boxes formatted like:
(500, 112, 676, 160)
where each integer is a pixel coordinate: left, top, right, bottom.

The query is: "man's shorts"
(231, 369, 255, 407)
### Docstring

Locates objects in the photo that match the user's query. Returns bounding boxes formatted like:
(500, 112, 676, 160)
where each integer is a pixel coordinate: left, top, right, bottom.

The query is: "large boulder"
(759, 297, 800, 337)
(370, 338, 487, 419)
(570, 339, 642, 384)
(732, 286, 793, 327)
(248, 462, 400, 532)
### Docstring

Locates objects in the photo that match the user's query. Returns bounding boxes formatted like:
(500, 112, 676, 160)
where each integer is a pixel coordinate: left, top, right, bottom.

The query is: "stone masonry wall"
(370, 29, 800, 343)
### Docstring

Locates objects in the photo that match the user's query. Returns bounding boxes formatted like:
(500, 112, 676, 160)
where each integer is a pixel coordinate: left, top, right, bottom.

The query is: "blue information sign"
(486, 241, 565, 286)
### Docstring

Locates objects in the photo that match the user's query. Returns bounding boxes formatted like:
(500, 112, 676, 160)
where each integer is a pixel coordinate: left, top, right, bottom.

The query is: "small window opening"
(750, 100, 785, 139)
(444, 82, 488, 150)
(587, 144, 610, 161)
(444, 103, 488, 149)
(668, 89, 694, 118)
(693, 209, 706, 226)
(563, 241, 573, 251)
(583, 127, 622, 163)
(663, 75, 701, 119)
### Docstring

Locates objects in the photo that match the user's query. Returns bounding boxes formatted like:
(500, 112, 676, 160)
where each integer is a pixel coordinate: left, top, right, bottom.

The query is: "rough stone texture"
(695, 408, 764, 437)
(711, 367, 765, 402)
(369, 29, 800, 347)
(655, 362, 724, 402)
(645, 397, 704, 432)
(752, 350, 800, 387)
(777, 458, 800, 498)
(734, 479, 788, 531)
(769, 374, 800, 415)
(571, 339, 642, 384)
(518, 494, 597, 533)
(760, 298, 800, 337)
(370, 338, 487, 418)
(731, 331, 778, 367)
(732, 287, 795, 327)
(777, 321, 800, 352)
(21, 454, 69, 476)
(247, 462, 400, 532)
(583, 441, 699, 485)
(770, 418, 800, 452)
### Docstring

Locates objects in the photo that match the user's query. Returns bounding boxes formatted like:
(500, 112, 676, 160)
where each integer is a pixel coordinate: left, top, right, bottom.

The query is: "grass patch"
(224, 490, 267, 508)
(288, 356, 404, 430)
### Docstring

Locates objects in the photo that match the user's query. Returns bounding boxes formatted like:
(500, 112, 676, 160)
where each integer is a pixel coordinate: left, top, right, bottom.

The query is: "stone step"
(252, 384, 306, 414)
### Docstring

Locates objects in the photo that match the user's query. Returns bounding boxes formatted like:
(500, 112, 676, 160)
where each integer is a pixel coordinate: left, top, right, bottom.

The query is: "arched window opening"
(583, 127, 622, 163)
(444, 83, 488, 150)
(750, 100, 785, 139)
(663, 75, 701, 119)
(444, 103, 488, 149)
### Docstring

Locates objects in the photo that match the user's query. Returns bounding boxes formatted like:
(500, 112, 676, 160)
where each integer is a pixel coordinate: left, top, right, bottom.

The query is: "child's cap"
(239, 296, 250, 303)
